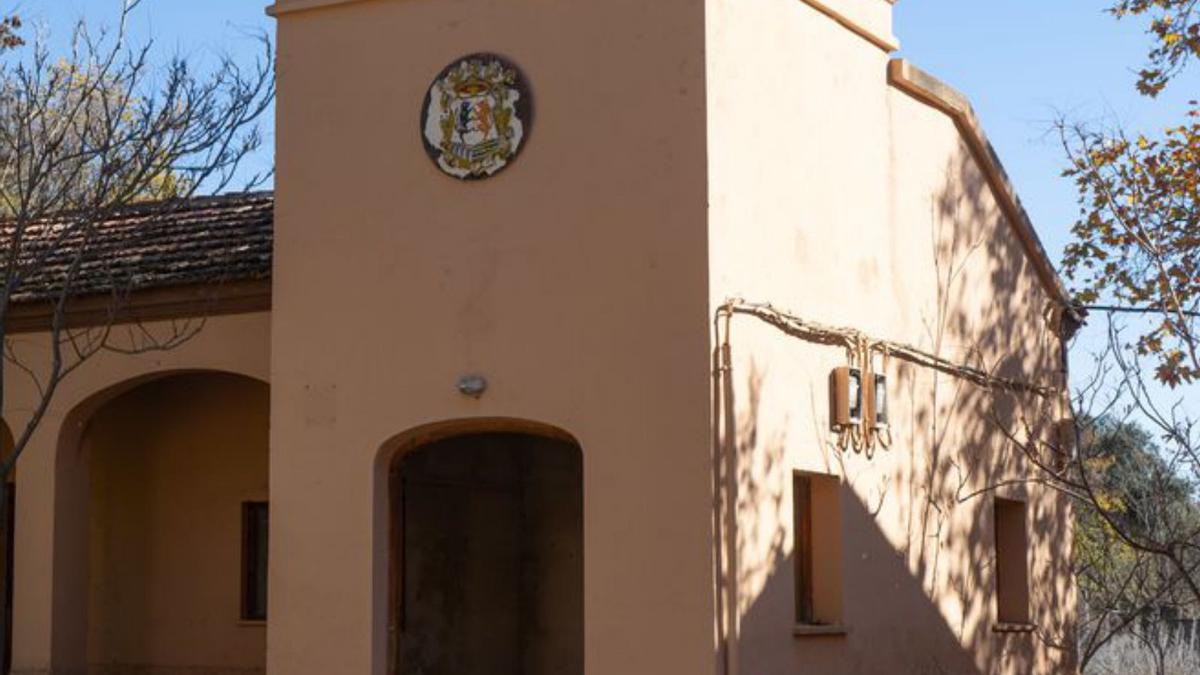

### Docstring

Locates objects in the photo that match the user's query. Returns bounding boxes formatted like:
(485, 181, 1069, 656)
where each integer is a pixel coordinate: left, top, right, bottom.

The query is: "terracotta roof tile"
(5, 191, 273, 304)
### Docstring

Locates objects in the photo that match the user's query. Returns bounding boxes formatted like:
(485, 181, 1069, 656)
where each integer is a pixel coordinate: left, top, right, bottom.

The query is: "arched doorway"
(55, 371, 269, 674)
(388, 429, 583, 675)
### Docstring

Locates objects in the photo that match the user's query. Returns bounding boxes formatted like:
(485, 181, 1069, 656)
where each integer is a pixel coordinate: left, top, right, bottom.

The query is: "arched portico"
(377, 419, 583, 675)
(50, 370, 270, 675)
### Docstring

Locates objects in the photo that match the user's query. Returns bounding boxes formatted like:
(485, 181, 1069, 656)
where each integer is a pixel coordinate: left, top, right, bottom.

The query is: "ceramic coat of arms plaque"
(421, 54, 531, 180)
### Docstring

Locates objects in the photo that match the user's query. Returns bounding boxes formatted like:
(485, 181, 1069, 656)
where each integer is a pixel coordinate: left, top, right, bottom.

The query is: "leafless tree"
(977, 311, 1200, 672)
(0, 0, 273, 661)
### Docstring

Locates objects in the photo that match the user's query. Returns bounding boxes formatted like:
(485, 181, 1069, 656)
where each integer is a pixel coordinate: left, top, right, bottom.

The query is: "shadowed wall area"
(1, 421, 12, 675)
(389, 432, 583, 675)
(59, 372, 269, 675)
(705, 1, 1076, 668)
(711, 140, 1076, 673)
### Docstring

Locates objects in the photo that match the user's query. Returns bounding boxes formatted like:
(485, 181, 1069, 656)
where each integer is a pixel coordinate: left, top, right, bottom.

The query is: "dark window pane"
(242, 502, 269, 621)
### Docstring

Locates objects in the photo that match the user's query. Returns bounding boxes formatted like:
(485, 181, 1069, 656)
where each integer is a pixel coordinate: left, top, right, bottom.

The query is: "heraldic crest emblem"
(421, 54, 531, 179)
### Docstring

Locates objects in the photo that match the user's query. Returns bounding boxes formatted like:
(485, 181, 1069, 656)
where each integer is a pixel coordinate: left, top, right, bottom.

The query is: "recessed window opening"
(241, 501, 269, 622)
(794, 475, 815, 624)
(994, 497, 1031, 625)
(793, 471, 843, 627)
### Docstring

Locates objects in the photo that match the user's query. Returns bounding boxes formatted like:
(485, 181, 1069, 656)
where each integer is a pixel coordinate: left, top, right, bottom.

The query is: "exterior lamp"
(456, 374, 488, 399)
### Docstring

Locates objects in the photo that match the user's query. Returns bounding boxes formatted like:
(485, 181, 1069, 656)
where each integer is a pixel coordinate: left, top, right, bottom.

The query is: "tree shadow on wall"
(720, 141, 1076, 674)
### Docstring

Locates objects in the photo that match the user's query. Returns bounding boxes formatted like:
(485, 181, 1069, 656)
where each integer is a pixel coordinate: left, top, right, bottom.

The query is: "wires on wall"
(717, 299, 1057, 400)
(713, 298, 1059, 460)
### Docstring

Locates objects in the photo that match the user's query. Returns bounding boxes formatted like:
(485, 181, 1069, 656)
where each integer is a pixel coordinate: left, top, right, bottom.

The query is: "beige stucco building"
(2, 0, 1079, 673)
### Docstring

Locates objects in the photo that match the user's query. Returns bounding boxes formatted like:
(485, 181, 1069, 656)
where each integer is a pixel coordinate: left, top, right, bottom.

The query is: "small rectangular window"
(994, 498, 1030, 624)
(794, 475, 815, 624)
(793, 472, 842, 628)
(241, 501, 269, 622)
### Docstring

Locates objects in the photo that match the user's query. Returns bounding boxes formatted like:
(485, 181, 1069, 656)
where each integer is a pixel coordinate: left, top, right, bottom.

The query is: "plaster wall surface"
(705, 0, 1075, 673)
(0, 1, 1082, 673)
(3, 311, 271, 675)
(1, 423, 12, 675)
(269, 2, 712, 675)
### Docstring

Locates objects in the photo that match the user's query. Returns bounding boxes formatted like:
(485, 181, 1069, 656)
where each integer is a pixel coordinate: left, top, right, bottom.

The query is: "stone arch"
(50, 369, 270, 675)
(374, 418, 584, 675)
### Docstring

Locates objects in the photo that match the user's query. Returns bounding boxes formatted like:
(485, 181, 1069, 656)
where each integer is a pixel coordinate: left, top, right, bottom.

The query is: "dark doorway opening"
(389, 431, 583, 675)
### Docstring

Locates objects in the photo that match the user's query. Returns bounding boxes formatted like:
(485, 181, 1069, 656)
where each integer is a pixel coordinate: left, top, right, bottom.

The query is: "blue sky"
(16, 1, 1198, 407)
(21, 0, 1188, 261)
(895, 2, 1199, 411)
(24, 0, 270, 59)
(896, 1, 1199, 266)
(19, 0, 277, 188)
